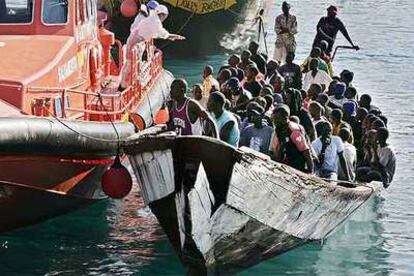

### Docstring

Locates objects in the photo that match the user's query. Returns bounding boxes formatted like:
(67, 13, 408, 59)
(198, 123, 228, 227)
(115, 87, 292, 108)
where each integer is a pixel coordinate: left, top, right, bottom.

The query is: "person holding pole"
(273, 1, 298, 65)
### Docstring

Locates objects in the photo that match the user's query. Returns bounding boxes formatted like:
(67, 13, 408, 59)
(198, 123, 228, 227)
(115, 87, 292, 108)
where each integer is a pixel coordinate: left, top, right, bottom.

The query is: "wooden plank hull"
(124, 129, 381, 274)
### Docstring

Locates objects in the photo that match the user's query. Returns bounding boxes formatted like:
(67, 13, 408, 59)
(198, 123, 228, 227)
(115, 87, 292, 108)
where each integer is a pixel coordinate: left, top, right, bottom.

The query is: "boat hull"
(124, 129, 382, 274)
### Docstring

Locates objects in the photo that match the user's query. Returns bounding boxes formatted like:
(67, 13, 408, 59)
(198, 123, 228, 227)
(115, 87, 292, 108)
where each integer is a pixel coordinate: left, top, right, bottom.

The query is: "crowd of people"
(166, 3, 395, 187)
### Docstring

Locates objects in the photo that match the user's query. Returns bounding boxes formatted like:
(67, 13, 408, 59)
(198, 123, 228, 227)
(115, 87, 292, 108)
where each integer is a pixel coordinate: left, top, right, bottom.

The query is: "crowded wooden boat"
(122, 1, 396, 274)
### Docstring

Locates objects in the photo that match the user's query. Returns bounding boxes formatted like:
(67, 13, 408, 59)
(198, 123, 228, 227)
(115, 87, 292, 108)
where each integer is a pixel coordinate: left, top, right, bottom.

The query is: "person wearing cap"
(270, 104, 314, 173)
(303, 58, 332, 92)
(202, 65, 219, 96)
(240, 105, 273, 154)
(207, 92, 240, 147)
(329, 82, 347, 108)
(120, 4, 185, 90)
(312, 5, 359, 55)
(273, 1, 298, 64)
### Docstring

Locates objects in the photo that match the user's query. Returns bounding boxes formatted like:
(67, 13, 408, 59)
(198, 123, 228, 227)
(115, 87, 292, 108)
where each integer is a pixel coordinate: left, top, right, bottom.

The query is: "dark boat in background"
(102, 0, 267, 56)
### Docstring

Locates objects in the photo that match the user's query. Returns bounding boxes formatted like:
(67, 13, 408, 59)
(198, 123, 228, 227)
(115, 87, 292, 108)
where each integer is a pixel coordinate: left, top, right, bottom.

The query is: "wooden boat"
(0, 0, 172, 233)
(123, 127, 382, 274)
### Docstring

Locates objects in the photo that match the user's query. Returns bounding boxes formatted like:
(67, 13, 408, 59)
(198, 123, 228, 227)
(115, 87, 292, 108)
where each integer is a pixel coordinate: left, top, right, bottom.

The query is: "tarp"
(165, 0, 237, 14)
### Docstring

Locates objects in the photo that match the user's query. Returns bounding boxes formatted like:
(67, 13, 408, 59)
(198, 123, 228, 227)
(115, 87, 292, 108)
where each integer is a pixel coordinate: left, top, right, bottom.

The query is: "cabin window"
(42, 0, 68, 25)
(0, 0, 34, 24)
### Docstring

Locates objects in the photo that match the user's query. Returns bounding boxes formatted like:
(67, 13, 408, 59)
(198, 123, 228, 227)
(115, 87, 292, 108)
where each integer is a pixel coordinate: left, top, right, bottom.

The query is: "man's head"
(217, 69, 232, 85)
(310, 47, 322, 58)
(248, 41, 259, 55)
(207, 92, 226, 114)
(286, 51, 295, 64)
(340, 69, 354, 85)
(330, 108, 343, 124)
(271, 74, 285, 93)
(356, 107, 369, 121)
(236, 68, 245, 81)
(319, 121, 333, 138)
(309, 58, 320, 71)
(264, 94, 274, 111)
(203, 65, 213, 79)
(251, 105, 265, 128)
(272, 104, 290, 127)
(228, 54, 241, 67)
(376, 127, 389, 146)
(266, 59, 280, 75)
(308, 83, 323, 100)
(316, 93, 329, 106)
(327, 80, 338, 96)
(309, 101, 323, 119)
(345, 86, 357, 100)
(246, 65, 259, 81)
(226, 77, 242, 96)
(334, 82, 346, 99)
(359, 94, 372, 109)
(192, 84, 203, 101)
(241, 50, 251, 62)
(327, 5, 337, 18)
(246, 101, 262, 123)
(155, 4, 169, 21)
(282, 1, 291, 15)
(170, 78, 187, 101)
(338, 127, 351, 143)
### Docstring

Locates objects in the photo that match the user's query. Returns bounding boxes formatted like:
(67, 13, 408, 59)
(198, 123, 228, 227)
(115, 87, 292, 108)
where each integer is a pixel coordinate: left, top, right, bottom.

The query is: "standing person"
(338, 128, 357, 181)
(248, 41, 267, 75)
(192, 84, 208, 109)
(270, 104, 314, 173)
(273, 1, 298, 64)
(240, 106, 274, 154)
(207, 92, 240, 147)
(168, 79, 216, 137)
(312, 5, 359, 55)
(303, 58, 332, 92)
(120, 5, 185, 90)
(312, 121, 350, 181)
(202, 65, 219, 96)
(278, 51, 302, 90)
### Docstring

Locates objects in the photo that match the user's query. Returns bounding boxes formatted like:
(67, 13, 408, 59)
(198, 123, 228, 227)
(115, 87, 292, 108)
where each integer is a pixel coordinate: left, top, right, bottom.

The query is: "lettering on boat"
(58, 56, 78, 82)
(170, 0, 237, 14)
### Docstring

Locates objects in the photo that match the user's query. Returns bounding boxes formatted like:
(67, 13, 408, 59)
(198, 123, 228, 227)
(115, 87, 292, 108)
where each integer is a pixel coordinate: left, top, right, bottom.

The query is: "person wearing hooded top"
(240, 105, 274, 154)
(329, 82, 347, 108)
(278, 51, 302, 90)
(303, 58, 332, 92)
(270, 104, 314, 173)
(207, 92, 240, 147)
(284, 88, 316, 142)
(120, 4, 185, 90)
(273, 1, 298, 64)
(312, 121, 350, 181)
(312, 5, 359, 55)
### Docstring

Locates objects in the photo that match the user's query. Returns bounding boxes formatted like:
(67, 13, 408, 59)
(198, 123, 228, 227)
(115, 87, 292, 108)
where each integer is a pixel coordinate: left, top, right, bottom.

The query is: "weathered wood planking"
(123, 130, 382, 275)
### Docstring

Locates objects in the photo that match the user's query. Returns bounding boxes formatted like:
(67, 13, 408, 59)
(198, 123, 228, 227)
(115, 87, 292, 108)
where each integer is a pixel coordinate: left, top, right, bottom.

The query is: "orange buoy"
(101, 156, 133, 199)
(154, 107, 170, 125)
(120, 0, 138, 18)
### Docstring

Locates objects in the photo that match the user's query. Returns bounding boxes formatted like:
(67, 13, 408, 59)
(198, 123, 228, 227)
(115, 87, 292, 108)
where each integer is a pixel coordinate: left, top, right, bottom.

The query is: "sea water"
(0, 0, 413, 275)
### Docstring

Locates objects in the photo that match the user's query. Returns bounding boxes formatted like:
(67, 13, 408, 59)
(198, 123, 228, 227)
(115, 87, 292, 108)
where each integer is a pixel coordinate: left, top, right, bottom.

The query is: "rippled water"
(1, 0, 413, 275)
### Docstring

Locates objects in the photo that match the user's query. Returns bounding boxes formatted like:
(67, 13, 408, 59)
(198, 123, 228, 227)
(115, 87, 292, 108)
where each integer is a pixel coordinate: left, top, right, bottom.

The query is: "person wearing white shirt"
(120, 4, 185, 89)
(338, 128, 357, 181)
(303, 58, 332, 92)
(312, 121, 350, 181)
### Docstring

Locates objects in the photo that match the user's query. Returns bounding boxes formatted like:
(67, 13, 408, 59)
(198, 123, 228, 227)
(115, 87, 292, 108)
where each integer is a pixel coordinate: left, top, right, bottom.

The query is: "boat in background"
(100, 0, 267, 56)
(123, 128, 382, 274)
(0, 0, 172, 233)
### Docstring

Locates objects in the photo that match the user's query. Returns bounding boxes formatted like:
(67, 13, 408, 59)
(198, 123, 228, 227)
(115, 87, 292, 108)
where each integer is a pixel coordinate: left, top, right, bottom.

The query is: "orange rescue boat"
(0, 0, 172, 233)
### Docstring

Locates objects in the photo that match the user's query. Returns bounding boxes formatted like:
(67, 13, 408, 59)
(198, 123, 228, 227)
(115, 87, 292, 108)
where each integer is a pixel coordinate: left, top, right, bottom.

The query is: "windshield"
(0, 0, 34, 24)
(42, 0, 68, 25)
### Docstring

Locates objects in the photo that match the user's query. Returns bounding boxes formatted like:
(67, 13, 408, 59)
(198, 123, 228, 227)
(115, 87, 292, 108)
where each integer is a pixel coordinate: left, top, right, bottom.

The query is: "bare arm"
(220, 121, 235, 143)
(188, 100, 217, 138)
(338, 20, 356, 48)
(302, 149, 314, 173)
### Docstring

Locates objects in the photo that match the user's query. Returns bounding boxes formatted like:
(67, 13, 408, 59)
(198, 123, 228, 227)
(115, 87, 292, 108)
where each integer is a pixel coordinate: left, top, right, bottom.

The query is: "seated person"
(338, 128, 357, 181)
(240, 105, 274, 154)
(303, 58, 332, 92)
(312, 121, 350, 181)
(301, 47, 329, 74)
(192, 84, 208, 109)
(356, 127, 395, 188)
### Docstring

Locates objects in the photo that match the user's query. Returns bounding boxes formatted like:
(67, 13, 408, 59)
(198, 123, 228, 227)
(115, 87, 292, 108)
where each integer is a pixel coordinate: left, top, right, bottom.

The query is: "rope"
(159, 12, 196, 50)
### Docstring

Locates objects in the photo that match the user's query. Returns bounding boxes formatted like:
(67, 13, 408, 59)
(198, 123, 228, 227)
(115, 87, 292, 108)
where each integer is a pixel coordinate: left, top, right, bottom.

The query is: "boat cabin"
(0, 0, 164, 123)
